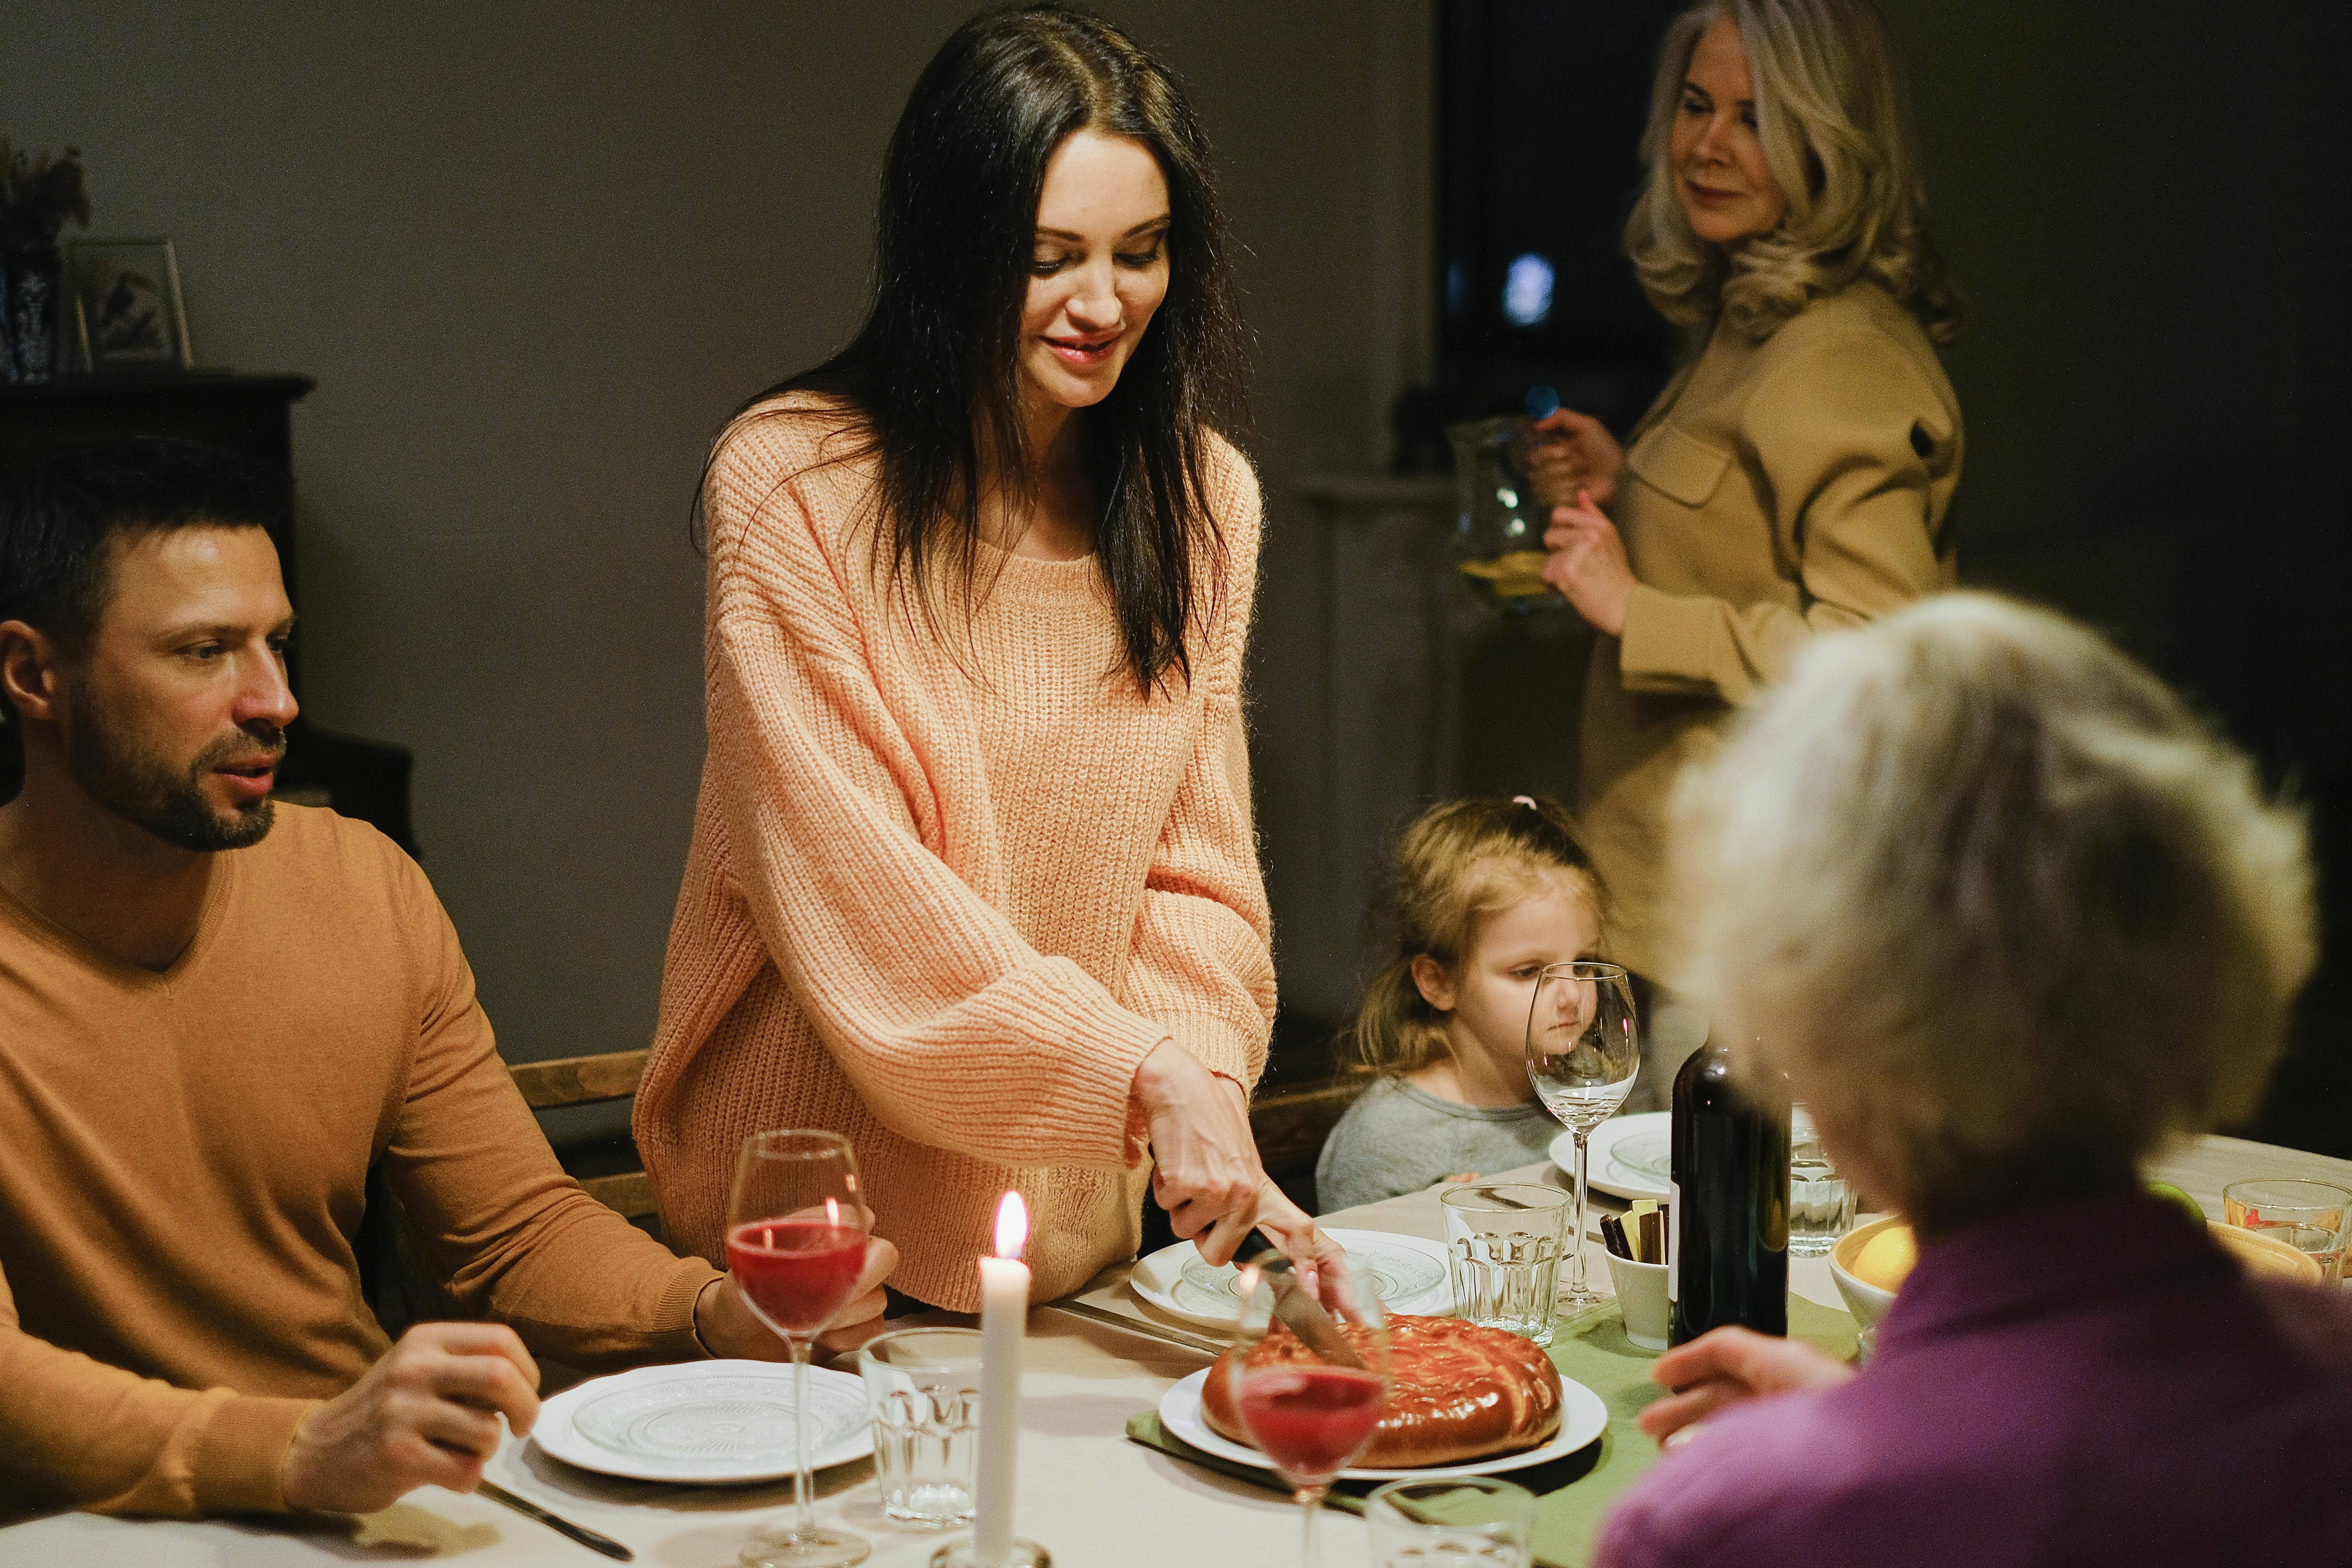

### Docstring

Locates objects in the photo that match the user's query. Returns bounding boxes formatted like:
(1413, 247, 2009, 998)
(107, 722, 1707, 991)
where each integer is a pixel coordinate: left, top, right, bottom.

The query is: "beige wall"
(1, 3, 1429, 1066)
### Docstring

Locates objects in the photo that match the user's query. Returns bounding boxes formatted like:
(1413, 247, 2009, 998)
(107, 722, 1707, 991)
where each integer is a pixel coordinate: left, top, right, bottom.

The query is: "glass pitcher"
(1447, 415, 1559, 612)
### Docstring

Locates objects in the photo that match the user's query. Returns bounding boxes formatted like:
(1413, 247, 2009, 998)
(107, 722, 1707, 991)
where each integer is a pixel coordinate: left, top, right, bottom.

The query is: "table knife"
(1235, 1232, 1369, 1371)
(1042, 1298, 1227, 1356)
(476, 1480, 634, 1562)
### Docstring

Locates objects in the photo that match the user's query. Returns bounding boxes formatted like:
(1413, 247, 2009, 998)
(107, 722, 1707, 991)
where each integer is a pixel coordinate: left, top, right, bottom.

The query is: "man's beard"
(67, 711, 285, 853)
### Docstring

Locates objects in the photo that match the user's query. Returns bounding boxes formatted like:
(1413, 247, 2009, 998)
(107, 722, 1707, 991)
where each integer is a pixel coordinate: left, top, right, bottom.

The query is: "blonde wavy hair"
(1345, 796, 1605, 1079)
(1670, 596, 2315, 1232)
(1625, 0, 1961, 345)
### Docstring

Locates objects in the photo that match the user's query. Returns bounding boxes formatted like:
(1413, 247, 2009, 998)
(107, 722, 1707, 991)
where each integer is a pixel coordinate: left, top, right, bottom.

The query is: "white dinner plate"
(531, 1358, 874, 1485)
(1156, 1366, 1607, 1482)
(1554, 1111, 1671, 1203)
(1129, 1229, 1454, 1330)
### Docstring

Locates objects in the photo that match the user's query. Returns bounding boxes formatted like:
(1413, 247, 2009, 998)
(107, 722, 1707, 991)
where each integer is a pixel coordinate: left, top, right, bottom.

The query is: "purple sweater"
(1595, 1188, 2352, 1567)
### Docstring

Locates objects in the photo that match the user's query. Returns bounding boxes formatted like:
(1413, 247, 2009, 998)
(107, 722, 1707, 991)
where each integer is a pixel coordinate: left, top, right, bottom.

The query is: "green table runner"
(1125, 1296, 1858, 1568)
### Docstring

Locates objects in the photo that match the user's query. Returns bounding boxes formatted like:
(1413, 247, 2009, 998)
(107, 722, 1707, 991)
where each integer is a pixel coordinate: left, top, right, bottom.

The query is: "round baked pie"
(1200, 1313, 1562, 1468)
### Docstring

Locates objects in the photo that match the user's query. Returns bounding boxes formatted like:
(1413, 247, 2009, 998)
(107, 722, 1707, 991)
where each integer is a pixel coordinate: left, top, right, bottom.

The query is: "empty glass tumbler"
(1787, 1106, 1856, 1258)
(1366, 1476, 1537, 1568)
(1441, 1184, 1570, 1346)
(857, 1328, 984, 1529)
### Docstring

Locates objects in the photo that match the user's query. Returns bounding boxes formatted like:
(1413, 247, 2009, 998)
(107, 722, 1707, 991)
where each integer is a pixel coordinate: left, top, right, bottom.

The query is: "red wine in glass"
(728, 1219, 869, 1337)
(728, 1130, 872, 1568)
(1228, 1258, 1392, 1568)
(1234, 1365, 1388, 1483)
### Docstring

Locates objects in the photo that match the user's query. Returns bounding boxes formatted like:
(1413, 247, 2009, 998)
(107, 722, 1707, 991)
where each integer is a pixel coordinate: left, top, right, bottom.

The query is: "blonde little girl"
(1315, 795, 1607, 1212)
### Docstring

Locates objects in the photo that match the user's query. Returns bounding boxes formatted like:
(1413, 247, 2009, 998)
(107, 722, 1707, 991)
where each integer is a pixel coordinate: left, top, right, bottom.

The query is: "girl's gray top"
(1313, 1078, 1562, 1213)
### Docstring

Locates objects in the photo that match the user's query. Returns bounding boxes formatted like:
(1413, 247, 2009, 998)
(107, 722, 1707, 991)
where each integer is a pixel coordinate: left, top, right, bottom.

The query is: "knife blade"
(1234, 1231, 1368, 1371)
(476, 1480, 635, 1562)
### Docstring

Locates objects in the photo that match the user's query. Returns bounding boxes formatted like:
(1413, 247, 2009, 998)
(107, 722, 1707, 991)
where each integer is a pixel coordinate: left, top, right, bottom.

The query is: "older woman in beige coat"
(1532, 0, 1963, 984)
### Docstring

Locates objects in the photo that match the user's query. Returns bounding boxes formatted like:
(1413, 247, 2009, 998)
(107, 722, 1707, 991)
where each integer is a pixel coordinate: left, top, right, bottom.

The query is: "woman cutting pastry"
(1530, 0, 1964, 983)
(635, 5, 1324, 1310)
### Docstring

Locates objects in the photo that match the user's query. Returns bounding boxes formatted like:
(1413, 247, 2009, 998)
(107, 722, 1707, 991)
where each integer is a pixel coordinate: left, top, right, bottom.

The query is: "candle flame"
(825, 1196, 841, 1227)
(994, 1190, 1029, 1261)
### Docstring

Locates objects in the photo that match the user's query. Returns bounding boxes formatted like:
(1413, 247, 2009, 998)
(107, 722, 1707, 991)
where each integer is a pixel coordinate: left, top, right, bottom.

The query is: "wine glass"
(726, 1129, 873, 1568)
(1526, 961, 1641, 1308)
(1227, 1258, 1392, 1568)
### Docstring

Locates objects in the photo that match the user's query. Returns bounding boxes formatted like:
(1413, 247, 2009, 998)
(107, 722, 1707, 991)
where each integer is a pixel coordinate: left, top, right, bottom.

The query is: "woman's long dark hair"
(713, 4, 1246, 695)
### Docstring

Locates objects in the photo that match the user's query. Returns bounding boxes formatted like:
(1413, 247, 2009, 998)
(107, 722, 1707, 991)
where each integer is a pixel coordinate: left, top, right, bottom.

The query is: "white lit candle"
(973, 1190, 1030, 1567)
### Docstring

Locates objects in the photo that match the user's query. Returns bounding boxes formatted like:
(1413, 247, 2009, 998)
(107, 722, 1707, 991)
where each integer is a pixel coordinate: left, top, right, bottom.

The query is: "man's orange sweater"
(635, 399, 1277, 1309)
(0, 806, 719, 1517)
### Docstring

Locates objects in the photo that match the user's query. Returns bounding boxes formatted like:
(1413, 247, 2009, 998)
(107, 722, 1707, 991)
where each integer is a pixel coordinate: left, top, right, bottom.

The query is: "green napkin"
(1124, 1295, 1858, 1568)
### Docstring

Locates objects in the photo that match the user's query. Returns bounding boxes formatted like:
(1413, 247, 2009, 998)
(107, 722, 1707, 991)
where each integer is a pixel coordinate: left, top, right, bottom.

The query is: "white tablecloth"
(3, 1134, 2344, 1567)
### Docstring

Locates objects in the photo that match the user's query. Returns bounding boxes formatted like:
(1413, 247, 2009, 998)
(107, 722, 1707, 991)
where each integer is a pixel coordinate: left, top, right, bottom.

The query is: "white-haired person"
(1530, 0, 1963, 984)
(1592, 594, 2352, 1568)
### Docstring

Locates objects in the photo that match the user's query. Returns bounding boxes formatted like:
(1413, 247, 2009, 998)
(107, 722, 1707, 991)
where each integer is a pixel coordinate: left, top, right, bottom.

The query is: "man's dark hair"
(0, 437, 286, 654)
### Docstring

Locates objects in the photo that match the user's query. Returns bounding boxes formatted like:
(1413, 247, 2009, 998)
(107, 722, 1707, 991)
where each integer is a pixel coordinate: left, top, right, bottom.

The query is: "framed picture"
(65, 236, 193, 373)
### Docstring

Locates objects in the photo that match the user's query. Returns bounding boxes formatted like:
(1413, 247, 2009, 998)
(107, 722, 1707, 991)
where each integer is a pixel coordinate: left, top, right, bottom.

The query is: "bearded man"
(0, 438, 893, 1519)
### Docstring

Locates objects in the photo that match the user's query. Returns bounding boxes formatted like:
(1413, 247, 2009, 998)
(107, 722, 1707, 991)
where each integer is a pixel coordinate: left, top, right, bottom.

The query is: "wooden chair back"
(507, 1048, 658, 1223)
(1248, 1077, 1367, 1214)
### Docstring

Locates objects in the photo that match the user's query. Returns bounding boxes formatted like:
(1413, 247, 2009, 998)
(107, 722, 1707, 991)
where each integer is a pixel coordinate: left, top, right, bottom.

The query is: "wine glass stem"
(791, 1337, 816, 1541)
(1570, 1128, 1593, 1297)
(1296, 1486, 1323, 1568)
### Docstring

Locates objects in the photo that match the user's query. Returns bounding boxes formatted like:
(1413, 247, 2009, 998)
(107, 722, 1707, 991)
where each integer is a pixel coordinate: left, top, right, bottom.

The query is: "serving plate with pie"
(1157, 1315, 1608, 1481)
(1128, 1228, 1454, 1330)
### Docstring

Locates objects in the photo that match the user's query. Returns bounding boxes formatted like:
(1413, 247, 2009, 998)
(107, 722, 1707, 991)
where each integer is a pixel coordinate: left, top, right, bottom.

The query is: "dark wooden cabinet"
(0, 374, 414, 851)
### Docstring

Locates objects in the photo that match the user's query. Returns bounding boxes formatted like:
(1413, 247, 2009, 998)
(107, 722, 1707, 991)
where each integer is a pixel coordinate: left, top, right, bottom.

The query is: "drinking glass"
(1228, 1258, 1393, 1568)
(1526, 961, 1641, 1308)
(727, 1129, 873, 1568)
(1441, 1184, 1569, 1345)
(1787, 1105, 1856, 1258)
(857, 1328, 982, 1529)
(2223, 1178, 2350, 1282)
(1365, 1476, 1537, 1568)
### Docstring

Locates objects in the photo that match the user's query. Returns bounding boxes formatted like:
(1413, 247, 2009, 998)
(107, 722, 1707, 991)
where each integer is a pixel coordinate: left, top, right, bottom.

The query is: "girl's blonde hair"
(1345, 796, 1604, 1078)
(1624, 0, 1961, 345)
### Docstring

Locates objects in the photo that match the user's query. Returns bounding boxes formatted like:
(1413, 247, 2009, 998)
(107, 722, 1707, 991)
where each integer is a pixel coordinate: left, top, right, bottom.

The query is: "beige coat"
(1582, 280, 1962, 982)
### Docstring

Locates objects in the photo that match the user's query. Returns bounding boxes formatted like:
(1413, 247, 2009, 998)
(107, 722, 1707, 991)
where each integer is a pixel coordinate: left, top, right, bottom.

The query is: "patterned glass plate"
(1129, 1228, 1455, 1330)
(532, 1359, 874, 1484)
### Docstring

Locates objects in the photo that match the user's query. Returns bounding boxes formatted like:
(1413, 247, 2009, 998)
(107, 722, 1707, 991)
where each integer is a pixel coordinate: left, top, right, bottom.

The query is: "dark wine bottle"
(1667, 1036, 1791, 1344)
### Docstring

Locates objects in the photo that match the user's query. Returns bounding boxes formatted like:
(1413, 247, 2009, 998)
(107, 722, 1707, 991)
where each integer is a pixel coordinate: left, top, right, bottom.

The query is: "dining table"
(3, 1132, 2346, 1568)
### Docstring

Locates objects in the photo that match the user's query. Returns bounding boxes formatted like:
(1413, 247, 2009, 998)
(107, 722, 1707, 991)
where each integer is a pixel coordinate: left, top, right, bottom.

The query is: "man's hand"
(280, 1323, 540, 1514)
(1638, 1326, 1854, 1444)
(1134, 1041, 1270, 1266)
(694, 1235, 901, 1360)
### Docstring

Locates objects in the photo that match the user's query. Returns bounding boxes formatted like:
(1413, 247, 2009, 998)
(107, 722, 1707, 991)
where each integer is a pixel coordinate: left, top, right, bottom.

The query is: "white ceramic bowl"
(1827, 1215, 1907, 1338)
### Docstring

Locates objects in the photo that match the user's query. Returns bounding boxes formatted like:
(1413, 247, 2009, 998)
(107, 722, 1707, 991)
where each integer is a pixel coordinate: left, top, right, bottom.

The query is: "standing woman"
(1532, 0, 1963, 984)
(635, 5, 1316, 1311)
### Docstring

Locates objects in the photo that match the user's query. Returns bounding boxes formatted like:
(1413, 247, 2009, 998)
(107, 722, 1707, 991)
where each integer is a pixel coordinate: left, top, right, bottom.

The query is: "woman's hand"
(1542, 495, 1637, 637)
(1248, 1182, 1350, 1300)
(1133, 1041, 1271, 1266)
(1523, 408, 1625, 512)
(694, 1234, 901, 1361)
(1637, 1326, 1854, 1444)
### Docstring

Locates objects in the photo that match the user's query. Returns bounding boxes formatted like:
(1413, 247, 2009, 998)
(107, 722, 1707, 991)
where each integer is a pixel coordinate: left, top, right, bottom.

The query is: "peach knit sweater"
(635, 397, 1276, 1310)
